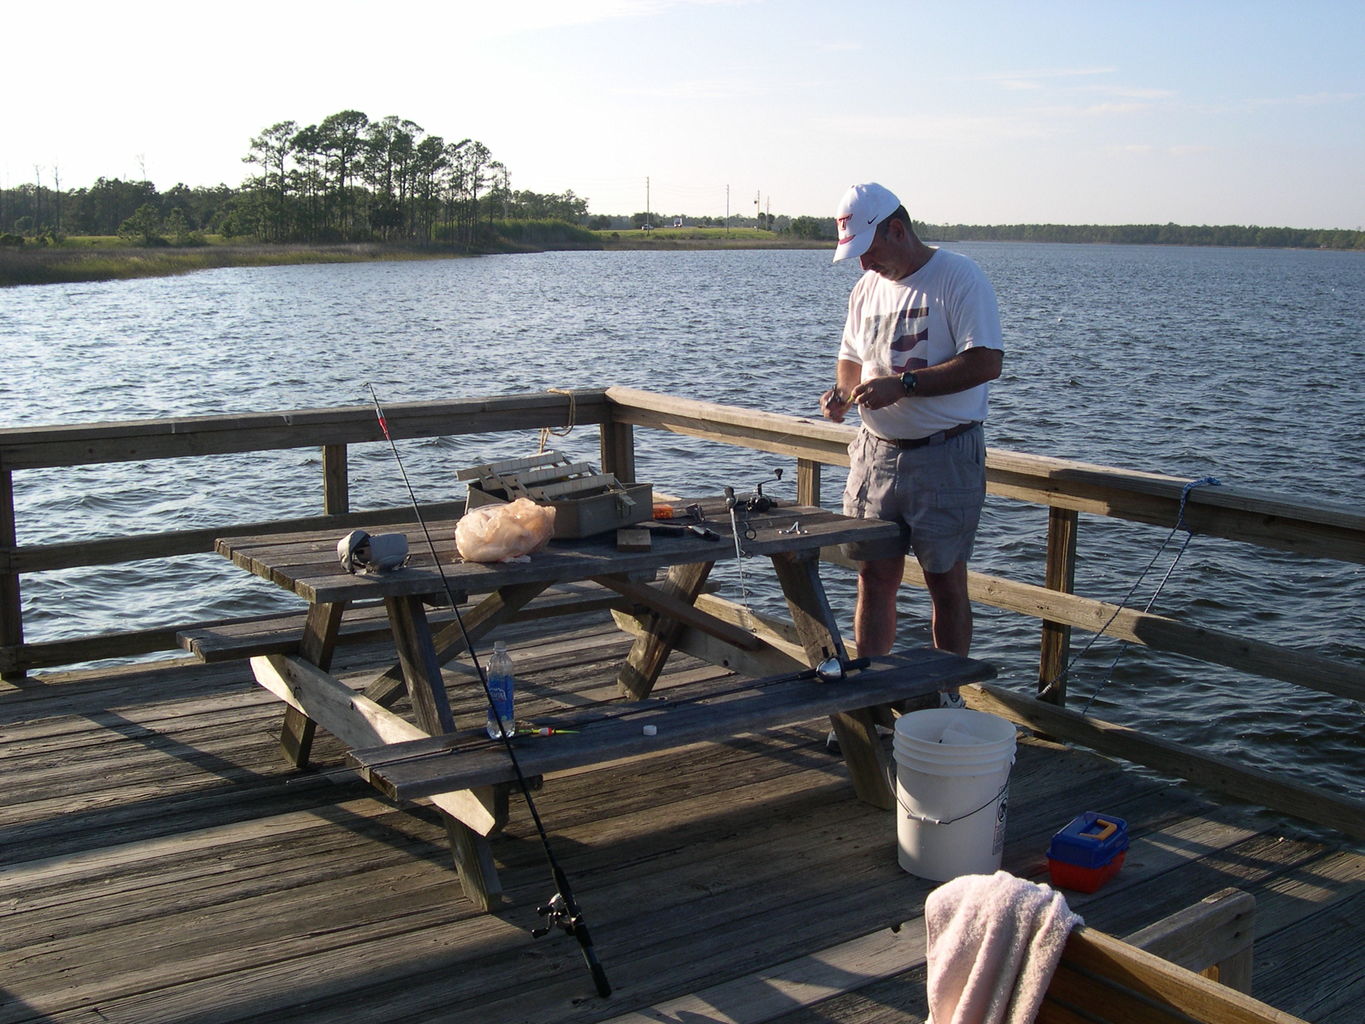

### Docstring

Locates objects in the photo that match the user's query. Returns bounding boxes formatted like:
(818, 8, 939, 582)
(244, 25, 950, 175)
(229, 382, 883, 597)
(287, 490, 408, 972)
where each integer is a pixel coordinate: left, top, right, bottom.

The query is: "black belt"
(871, 421, 979, 449)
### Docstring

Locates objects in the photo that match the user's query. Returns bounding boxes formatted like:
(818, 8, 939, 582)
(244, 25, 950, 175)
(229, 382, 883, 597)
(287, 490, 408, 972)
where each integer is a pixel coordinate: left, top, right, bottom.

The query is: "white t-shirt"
(838, 248, 1003, 439)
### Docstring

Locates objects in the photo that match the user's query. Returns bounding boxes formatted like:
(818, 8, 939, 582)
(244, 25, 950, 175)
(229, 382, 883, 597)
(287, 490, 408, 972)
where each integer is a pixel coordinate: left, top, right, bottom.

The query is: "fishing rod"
(366, 384, 611, 999)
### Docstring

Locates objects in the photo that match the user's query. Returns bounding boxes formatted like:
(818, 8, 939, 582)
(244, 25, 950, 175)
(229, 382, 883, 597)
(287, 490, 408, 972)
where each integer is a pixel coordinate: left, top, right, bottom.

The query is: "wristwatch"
(900, 371, 918, 396)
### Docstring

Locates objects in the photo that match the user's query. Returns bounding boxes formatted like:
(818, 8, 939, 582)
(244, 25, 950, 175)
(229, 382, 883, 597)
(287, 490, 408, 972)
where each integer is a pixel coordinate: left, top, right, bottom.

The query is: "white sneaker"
(938, 691, 967, 710)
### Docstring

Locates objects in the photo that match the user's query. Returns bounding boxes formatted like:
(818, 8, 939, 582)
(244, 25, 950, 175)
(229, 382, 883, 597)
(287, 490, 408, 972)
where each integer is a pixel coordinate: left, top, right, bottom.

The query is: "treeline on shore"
(0, 109, 597, 251)
(923, 221, 1364, 250)
(786, 216, 1363, 251)
(0, 104, 1359, 254)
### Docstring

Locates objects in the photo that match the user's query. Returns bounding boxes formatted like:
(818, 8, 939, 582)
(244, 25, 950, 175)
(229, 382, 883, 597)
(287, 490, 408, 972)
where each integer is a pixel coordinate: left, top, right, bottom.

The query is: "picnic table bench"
(347, 648, 994, 802)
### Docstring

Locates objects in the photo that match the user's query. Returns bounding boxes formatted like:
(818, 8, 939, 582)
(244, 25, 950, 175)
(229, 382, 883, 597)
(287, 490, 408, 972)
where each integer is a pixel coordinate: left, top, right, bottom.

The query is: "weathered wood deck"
(2, 612, 1361, 1024)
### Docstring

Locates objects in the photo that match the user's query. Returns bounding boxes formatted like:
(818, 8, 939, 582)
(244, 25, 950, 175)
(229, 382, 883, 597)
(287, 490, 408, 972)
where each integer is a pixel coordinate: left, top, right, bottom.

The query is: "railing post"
(796, 458, 822, 508)
(322, 444, 349, 515)
(1038, 506, 1078, 705)
(0, 468, 24, 681)
(600, 419, 637, 484)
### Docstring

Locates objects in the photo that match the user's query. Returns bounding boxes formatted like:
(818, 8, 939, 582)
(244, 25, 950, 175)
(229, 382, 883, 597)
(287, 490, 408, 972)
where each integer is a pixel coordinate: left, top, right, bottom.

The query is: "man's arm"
(849, 347, 1001, 411)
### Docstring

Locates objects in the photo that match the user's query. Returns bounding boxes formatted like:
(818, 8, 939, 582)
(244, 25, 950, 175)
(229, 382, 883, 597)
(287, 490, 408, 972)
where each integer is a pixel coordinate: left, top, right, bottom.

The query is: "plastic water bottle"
(485, 641, 515, 739)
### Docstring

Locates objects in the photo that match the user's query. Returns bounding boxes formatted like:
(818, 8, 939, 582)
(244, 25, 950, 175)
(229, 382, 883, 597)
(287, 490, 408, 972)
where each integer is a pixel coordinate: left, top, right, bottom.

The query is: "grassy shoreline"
(0, 242, 473, 287)
(0, 227, 825, 287)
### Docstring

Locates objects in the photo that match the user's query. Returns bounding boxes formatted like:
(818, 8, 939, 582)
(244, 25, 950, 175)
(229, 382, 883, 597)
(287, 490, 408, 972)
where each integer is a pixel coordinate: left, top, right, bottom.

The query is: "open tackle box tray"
(458, 451, 652, 539)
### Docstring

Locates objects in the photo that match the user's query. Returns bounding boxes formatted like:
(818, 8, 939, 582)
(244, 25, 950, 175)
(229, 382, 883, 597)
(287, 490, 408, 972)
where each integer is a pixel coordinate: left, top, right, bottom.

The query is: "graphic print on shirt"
(863, 305, 930, 375)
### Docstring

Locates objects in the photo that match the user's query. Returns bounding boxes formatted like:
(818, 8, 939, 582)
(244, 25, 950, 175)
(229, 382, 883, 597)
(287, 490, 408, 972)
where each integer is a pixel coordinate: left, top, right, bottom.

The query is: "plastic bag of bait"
(455, 498, 556, 562)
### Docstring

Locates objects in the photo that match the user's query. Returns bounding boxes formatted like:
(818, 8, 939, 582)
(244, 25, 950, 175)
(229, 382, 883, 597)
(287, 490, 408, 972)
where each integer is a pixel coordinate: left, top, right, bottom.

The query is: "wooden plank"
(602, 388, 1365, 561)
(796, 457, 822, 508)
(1039, 506, 1078, 702)
(321, 443, 349, 514)
(384, 594, 503, 909)
(593, 574, 765, 652)
(971, 682, 1365, 840)
(599, 923, 924, 1024)
(825, 548, 1365, 705)
(616, 560, 715, 699)
(613, 593, 810, 678)
(279, 601, 344, 768)
(615, 527, 652, 552)
(350, 649, 996, 800)
(769, 547, 849, 668)
(383, 597, 456, 735)
(598, 889, 1259, 1024)
(1124, 887, 1256, 992)
(249, 653, 499, 835)
(3, 660, 1354, 1024)
(1041, 926, 1309, 1024)
(7, 500, 468, 574)
(222, 506, 897, 607)
(0, 468, 23, 681)
(178, 581, 622, 665)
(365, 580, 553, 706)
(600, 417, 636, 484)
(0, 392, 612, 469)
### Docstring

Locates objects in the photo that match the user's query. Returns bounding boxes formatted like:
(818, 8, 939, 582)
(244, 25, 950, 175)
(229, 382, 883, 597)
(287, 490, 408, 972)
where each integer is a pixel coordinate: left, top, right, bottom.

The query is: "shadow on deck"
(2, 613, 1361, 1024)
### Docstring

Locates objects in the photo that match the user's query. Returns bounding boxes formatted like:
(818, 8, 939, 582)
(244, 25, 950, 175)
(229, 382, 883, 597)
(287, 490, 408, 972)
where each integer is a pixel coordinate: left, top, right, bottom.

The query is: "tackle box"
(1046, 811, 1129, 893)
(459, 451, 652, 540)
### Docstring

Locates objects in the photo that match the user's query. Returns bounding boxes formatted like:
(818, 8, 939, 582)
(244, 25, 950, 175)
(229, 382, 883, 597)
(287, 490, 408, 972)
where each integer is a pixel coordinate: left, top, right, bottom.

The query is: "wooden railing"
(2, 387, 1362, 837)
(0, 392, 608, 673)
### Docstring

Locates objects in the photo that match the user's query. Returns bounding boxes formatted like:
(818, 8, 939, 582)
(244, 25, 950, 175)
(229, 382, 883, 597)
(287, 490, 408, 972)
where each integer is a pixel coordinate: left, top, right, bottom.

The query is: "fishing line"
(1040, 477, 1220, 715)
(366, 384, 611, 999)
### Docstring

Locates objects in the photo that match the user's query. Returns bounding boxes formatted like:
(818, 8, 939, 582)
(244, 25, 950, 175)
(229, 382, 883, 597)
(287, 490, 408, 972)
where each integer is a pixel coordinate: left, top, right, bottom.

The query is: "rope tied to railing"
(1041, 476, 1221, 714)
(537, 388, 577, 454)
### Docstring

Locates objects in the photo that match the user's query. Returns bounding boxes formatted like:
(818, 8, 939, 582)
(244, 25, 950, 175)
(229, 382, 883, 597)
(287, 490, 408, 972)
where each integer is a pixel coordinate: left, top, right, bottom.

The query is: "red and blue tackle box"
(1047, 812, 1129, 893)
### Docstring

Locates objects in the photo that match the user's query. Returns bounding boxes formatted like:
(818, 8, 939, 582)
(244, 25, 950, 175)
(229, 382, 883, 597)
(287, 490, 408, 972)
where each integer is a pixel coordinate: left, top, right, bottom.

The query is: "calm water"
(2, 244, 1362, 802)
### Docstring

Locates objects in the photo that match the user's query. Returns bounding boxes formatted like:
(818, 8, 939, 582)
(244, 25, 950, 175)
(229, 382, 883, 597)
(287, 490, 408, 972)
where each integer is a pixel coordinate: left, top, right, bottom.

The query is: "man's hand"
(849, 375, 903, 410)
(820, 387, 852, 423)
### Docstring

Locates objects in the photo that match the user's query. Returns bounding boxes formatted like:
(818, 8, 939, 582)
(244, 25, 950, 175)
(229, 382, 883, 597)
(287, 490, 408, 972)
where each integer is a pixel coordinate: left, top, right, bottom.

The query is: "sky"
(6, 0, 1363, 229)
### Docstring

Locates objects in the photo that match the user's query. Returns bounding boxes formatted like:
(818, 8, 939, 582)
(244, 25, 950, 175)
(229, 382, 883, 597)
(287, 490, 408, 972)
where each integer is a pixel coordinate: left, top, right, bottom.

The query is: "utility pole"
(725, 184, 730, 237)
(646, 176, 651, 229)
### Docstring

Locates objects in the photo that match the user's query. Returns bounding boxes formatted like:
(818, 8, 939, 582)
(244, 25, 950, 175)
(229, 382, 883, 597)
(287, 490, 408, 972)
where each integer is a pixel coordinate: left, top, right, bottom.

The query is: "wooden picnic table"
(210, 498, 995, 910)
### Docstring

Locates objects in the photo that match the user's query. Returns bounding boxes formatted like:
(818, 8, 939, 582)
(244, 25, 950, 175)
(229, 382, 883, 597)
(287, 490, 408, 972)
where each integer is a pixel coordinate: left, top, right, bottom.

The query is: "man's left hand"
(849, 375, 904, 410)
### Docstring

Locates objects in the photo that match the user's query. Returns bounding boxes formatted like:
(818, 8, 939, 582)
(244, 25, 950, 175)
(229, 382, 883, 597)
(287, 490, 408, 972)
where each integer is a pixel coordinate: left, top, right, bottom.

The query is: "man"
(821, 182, 1003, 707)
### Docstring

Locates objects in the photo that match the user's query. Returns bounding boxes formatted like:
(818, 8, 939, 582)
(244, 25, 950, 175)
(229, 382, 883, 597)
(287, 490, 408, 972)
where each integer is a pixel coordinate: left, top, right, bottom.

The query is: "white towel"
(924, 870, 1082, 1024)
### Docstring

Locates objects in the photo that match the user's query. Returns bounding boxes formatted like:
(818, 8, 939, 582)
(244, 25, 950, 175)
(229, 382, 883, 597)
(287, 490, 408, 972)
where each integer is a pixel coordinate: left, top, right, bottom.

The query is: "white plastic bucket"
(893, 708, 1017, 881)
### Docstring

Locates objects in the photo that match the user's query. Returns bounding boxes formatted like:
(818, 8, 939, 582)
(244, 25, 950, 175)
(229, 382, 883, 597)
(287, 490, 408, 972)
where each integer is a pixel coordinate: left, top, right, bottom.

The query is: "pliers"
(647, 522, 720, 541)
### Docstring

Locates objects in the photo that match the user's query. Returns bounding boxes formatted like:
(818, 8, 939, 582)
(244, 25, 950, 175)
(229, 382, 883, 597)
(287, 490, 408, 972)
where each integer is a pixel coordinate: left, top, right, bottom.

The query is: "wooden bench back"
(1040, 889, 1307, 1024)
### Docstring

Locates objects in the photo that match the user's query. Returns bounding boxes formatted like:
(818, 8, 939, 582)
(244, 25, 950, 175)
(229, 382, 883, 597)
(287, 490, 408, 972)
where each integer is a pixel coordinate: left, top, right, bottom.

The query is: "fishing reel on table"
(724, 468, 789, 540)
(724, 468, 786, 514)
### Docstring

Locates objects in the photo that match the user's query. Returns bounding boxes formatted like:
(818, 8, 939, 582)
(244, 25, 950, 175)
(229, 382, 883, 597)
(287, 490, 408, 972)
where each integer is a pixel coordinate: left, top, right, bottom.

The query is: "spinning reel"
(724, 467, 786, 515)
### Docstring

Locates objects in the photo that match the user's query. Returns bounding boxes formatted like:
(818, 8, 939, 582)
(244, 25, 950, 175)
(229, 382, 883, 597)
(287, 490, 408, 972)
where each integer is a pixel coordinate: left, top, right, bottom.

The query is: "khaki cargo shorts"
(841, 424, 986, 573)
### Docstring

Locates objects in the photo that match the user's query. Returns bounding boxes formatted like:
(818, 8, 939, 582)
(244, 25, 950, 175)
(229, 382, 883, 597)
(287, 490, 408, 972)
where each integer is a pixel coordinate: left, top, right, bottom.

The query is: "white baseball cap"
(832, 182, 900, 263)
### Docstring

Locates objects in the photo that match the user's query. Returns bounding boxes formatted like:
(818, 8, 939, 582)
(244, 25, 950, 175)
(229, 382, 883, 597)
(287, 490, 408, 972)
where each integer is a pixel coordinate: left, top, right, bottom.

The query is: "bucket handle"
(900, 779, 1009, 827)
